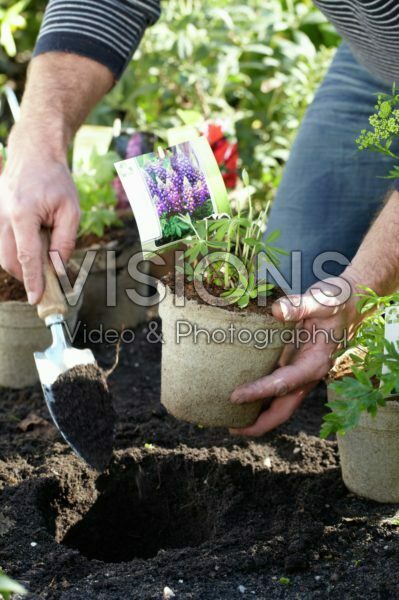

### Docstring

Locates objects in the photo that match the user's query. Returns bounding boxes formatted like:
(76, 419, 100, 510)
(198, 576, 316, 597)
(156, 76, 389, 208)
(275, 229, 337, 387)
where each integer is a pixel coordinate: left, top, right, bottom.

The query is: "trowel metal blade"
(34, 348, 114, 471)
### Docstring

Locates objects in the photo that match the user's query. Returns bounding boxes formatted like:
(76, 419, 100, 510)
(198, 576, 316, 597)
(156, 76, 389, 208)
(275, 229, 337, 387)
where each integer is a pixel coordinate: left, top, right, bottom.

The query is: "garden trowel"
(34, 230, 116, 471)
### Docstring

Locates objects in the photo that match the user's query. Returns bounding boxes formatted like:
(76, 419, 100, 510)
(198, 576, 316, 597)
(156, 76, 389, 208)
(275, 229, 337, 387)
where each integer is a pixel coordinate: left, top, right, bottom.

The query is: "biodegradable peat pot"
(0, 292, 82, 389)
(329, 388, 399, 503)
(159, 284, 293, 428)
(73, 217, 148, 331)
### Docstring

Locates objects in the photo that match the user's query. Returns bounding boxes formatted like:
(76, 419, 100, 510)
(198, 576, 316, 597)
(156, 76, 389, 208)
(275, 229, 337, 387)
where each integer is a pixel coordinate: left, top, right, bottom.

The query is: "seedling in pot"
(156, 170, 293, 429)
(176, 170, 286, 308)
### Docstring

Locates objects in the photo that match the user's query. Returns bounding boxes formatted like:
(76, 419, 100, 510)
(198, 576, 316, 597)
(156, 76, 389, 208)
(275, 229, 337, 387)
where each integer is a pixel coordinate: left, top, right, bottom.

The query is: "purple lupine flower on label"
(193, 178, 210, 207)
(182, 177, 195, 212)
(147, 160, 168, 183)
(155, 178, 170, 215)
(153, 194, 166, 216)
(143, 149, 212, 220)
(164, 178, 181, 213)
(171, 152, 201, 186)
(145, 172, 159, 198)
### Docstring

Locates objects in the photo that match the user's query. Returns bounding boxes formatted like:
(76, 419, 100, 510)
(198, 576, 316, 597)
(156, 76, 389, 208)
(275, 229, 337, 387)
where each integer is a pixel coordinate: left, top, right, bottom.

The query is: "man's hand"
(0, 123, 80, 304)
(229, 270, 361, 436)
(0, 53, 114, 304)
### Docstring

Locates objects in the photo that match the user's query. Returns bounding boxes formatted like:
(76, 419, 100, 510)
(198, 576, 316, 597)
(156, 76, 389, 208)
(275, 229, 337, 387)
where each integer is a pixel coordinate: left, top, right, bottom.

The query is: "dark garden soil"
(1, 322, 399, 599)
(0, 268, 27, 302)
(165, 275, 283, 317)
(0, 267, 79, 303)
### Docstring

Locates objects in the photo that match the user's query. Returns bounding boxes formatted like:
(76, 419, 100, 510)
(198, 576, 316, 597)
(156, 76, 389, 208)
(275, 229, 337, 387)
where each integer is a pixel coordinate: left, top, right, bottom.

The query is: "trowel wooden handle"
(37, 229, 68, 320)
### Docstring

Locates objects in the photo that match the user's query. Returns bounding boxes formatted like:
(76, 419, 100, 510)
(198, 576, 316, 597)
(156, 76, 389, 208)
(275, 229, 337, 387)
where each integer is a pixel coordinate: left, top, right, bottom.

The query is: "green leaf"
(0, 571, 27, 599)
(242, 169, 250, 187)
(176, 109, 202, 126)
(237, 294, 250, 308)
(257, 283, 274, 293)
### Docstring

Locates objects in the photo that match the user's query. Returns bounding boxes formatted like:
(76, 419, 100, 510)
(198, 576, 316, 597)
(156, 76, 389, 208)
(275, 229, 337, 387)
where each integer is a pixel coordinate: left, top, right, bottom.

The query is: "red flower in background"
(203, 123, 238, 189)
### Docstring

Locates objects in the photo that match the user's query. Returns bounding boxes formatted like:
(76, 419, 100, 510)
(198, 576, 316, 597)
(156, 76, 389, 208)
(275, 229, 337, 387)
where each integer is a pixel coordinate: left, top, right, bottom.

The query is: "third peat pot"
(329, 388, 399, 503)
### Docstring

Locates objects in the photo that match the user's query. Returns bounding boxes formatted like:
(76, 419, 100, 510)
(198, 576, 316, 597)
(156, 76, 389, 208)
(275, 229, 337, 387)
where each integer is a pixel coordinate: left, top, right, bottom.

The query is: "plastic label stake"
(382, 305, 399, 376)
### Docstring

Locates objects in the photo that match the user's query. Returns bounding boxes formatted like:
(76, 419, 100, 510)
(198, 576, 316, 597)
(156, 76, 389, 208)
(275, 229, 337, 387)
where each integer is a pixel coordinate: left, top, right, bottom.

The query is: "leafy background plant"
(91, 0, 339, 205)
(1, 0, 340, 207)
(73, 150, 123, 239)
(321, 289, 399, 438)
(356, 86, 399, 179)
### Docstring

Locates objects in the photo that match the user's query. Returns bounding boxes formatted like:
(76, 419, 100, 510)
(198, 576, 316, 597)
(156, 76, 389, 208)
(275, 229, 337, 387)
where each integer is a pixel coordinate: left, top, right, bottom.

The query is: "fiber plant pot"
(329, 388, 399, 503)
(0, 291, 82, 390)
(159, 284, 293, 428)
(73, 217, 148, 332)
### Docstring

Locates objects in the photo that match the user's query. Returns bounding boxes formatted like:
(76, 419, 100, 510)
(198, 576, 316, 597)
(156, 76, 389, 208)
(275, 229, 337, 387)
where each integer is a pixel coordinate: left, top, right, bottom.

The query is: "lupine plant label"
(115, 137, 230, 255)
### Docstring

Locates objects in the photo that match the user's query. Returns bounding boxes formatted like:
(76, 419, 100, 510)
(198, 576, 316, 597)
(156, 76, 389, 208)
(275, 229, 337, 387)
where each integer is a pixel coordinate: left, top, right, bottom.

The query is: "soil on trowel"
(50, 363, 116, 471)
(1, 323, 399, 599)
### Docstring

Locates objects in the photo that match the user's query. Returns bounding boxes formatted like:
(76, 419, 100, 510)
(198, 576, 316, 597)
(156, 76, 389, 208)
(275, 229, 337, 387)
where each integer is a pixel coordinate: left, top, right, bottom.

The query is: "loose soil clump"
(50, 363, 116, 471)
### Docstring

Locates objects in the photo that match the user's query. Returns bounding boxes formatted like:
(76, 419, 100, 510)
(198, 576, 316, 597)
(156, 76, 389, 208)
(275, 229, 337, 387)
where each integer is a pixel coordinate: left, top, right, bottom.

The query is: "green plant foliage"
(0, 1, 29, 57)
(1, 1, 340, 204)
(90, 0, 339, 205)
(356, 86, 399, 178)
(0, 570, 27, 600)
(321, 289, 399, 439)
(73, 150, 123, 238)
(1, 1, 341, 214)
(175, 171, 285, 308)
(0, 0, 46, 80)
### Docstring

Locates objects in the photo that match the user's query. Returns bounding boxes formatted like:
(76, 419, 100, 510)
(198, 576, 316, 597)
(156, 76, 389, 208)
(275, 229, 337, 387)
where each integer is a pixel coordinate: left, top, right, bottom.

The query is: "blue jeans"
(265, 42, 397, 293)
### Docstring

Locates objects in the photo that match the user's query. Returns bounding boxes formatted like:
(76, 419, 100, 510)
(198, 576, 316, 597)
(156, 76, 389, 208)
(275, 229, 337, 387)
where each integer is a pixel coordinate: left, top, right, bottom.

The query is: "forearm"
(345, 190, 399, 296)
(9, 53, 114, 159)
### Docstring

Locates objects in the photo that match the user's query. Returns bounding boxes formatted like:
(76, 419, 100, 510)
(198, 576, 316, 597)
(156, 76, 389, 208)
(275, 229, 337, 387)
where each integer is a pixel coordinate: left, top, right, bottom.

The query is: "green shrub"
(91, 0, 339, 204)
(1, 0, 340, 205)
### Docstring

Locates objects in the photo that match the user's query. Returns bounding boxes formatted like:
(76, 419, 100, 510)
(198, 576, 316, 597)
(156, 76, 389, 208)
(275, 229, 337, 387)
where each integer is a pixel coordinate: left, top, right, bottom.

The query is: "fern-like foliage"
(175, 171, 285, 309)
(321, 289, 399, 438)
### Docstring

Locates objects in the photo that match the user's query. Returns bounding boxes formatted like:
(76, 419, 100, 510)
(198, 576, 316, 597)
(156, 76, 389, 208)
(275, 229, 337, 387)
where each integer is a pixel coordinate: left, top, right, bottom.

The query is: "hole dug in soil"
(47, 454, 220, 563)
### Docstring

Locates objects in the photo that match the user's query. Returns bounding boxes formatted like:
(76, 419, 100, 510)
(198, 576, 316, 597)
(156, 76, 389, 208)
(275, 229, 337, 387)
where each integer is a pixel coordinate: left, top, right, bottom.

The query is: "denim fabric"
(264, 42, 398, 294)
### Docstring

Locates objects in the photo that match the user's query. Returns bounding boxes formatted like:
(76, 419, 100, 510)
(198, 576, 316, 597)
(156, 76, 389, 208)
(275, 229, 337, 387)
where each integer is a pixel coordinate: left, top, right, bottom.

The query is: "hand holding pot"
(229, 272, 361, 436)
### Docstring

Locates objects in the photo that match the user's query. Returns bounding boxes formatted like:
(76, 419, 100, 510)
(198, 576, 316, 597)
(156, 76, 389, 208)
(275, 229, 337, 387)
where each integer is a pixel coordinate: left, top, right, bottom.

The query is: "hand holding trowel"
(34, 230, 116, 471)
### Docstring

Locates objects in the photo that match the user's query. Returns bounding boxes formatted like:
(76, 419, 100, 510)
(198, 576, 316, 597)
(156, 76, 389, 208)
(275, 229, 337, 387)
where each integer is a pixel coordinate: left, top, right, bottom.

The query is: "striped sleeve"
(33, 0, 161, 79)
